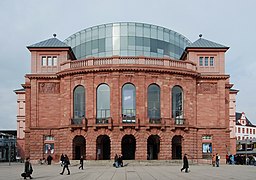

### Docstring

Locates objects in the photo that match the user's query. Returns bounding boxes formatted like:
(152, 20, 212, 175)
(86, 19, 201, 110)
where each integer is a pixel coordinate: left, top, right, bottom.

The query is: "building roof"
(13, 88, 25, 92)
(236, 112, 255, 127)
(27, 37, 70, 48)
(186, 37, 229, 49)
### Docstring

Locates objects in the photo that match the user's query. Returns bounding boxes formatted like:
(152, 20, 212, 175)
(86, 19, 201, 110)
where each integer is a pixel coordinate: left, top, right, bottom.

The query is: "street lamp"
(244, 135, 249, 165)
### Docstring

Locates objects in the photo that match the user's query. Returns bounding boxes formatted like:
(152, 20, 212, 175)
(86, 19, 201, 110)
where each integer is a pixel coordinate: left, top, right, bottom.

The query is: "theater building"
(17, 22, 233, 163)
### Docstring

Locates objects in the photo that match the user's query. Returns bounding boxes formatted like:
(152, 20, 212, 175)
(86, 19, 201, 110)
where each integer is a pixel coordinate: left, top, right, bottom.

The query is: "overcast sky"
(0, 0, 256, 129)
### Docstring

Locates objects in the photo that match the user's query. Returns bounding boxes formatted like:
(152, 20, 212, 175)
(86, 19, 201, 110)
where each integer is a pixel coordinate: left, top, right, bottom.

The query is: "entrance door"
(96, 135, 111, 160)
(147, 135, 160, 160)
(73, 135, 86, 160)
(172, 135, 182, 159)
(121, 135, 136, 160)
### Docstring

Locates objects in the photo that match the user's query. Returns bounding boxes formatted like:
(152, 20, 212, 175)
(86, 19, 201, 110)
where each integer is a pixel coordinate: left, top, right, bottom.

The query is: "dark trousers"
(79, 162, 83, 169)
(60, 165, 70, 174)
(181, 166, 188, 172)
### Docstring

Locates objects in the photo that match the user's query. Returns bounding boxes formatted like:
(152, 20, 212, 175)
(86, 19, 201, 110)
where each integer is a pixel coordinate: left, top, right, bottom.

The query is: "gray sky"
(1, 0, 256, 129)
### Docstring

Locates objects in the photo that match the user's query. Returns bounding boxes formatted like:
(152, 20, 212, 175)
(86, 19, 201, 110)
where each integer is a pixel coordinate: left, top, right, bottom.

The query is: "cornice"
(198, 74, 230, 80)
(57, 65, 200, 78)
(25, 74, 59, 80)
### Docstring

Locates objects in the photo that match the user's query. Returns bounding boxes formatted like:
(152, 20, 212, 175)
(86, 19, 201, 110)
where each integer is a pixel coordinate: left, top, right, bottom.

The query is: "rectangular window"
(242, 128, 245, 133)
(210, 57, 214, 66)
(204, 57, 209, 66)
(199, 57, 203, 66)
(202, 143, 212, 153)
(247, 128, 249, 134)
(47, 56, 52, 66)
(53, 56, 57, 66)
(253, 129, 255, 134)
(250, 129, 252, 134)
(238, 127, 240, 133)
(44, 143, 54, 154)
(42, 56, 47, 66)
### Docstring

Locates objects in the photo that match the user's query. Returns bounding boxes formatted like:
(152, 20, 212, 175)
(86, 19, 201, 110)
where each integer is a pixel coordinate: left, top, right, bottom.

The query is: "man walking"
(181, 153, 189, 173)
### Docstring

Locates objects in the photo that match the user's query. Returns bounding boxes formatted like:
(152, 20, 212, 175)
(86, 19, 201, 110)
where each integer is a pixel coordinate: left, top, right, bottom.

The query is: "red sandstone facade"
(19, 36, 234, 164)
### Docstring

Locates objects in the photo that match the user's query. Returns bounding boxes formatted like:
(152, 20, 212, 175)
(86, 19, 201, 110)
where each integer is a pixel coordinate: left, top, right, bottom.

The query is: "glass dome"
(64, 22, 191, 60)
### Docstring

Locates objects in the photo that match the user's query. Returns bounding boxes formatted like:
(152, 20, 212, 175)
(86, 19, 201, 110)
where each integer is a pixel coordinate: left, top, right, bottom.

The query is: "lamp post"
(244, 135, 249, 165)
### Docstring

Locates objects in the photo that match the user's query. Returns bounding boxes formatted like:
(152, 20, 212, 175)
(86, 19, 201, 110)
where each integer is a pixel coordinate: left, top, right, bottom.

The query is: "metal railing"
(96, 109, 110, 124)
(122, 109, 136, 123)
(173, 110, 185, 125)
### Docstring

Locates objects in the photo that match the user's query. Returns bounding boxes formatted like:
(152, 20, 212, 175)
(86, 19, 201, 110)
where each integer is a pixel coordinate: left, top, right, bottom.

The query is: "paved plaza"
(0, 162, 255, 180)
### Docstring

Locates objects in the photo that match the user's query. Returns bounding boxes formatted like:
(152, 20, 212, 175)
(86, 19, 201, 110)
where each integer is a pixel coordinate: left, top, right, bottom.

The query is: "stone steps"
(69, 160, 186, 166)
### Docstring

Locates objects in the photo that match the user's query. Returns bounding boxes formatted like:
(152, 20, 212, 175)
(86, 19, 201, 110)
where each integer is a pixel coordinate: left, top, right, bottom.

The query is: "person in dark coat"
(60, 154, 65, 166)
(114, 154, 118, 168)
(60, 154, 70, 175)
(47, 155, 53, 165)
(181, 154, 189, 173)
(23, 157, 33, 179)
(79, 155, 84, 170)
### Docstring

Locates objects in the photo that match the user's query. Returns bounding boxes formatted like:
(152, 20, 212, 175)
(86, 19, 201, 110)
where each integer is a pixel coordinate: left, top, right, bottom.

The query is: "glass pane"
(97, 84, 110, 119)
(143, 26, 150, 38)
(120, 25, 128, 36)
(128, 36, 135, 50)
(85, 29, 92, 42)
(113, 36, 120, 50)
(150, 26, 157, 39)
(172, 86, 183, 118)
(148, 84, 160, 119)
(113, 24, 120, 36)
(128, 24, 136, 36)
(98, 38, 105, 53)
(74, 86, 85, 119)
(105, 25, 112, 37)
(42, 56, 47, 66)
(105, 37, 112, 51)
(120, 36, 128, 50)
(85, 41, 92, 55)
(135, 24, 143, 36)
(92, 27, 99, 39)
(47, 56, 52, 66)
(81, 30, 86, 43)
(122, 84, 136, 118)
(92, 39, 98, 54)
(99, 27, 105, 38)
(53, 56, 57, 66)
(157, 27, 163, 40)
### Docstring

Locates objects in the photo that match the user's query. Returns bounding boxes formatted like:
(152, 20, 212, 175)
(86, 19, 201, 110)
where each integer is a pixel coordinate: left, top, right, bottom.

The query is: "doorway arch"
(96, 135, 111, 160)
(73, 135, 86, 160)
(147, 135, 160, 160)
(121, 135, 136, 160)
(172, 135, 183, 159)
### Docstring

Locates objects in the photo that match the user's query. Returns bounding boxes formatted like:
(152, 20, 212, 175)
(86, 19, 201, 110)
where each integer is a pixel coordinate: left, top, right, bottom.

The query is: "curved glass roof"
(64, 22, 191, 60)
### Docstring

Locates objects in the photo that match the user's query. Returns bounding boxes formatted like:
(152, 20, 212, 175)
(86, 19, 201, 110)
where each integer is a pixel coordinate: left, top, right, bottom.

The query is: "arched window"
(73, 86, 85, 122)
(122, 83, 136, 123)
(172, 86, 184, 124)
(97, 84, 110, 123)
(148, 84, 161, 122)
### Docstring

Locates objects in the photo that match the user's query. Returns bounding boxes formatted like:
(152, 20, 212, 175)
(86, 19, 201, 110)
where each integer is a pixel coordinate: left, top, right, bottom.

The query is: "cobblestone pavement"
(0, 162, 255, 180)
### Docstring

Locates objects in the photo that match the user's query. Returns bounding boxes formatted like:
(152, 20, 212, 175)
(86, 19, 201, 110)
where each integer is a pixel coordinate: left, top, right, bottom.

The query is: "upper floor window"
(41, 56, 58, 66)
(122, 83, 136, 123)
(44, 135, 54, 141)
(96, 84, 110, 122)
(204, 57, 209, 66)
(238, 127, 240, 133)
(147, 84, 160, 122)
(242, 128, 245, 133)
(73, 85, 85, 121)
(210, 57, 214, 66)
(253, 129, 255, 134)
(199, 57, 203, 66)
(172, 86, 184, 124)
(199, 56, 214, 67)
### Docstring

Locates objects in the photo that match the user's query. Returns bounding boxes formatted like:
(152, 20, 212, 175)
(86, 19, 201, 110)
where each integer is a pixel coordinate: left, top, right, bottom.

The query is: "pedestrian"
(180, 153, 189, 173)
(212, 154, 216, 167)
(118, 154, 123, 167)
(114, 154, 118, 168)
(60, 154, 70, 175)
(60, 154, 65, 166)
(47, 155, 53, 165)
(79, 155, 84, 170)
(216, 153, 220, 167)
(22, 157, 33, 179)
